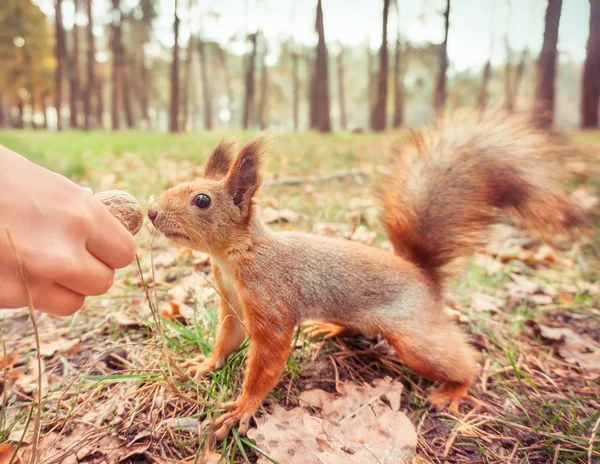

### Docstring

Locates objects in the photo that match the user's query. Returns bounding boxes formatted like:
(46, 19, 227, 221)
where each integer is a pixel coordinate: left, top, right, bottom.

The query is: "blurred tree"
(0, 0, 54, 128)
(243, 32, 257, 129)
(258, 33, 268, 130)
(182, 0, 194, 130)
(507, 49, 528, 112)
(534, 0, 562, 129)
(367, 46, 374, 122)
(477, 61, 491, 111)
(503, 0, 513, 112)
(434, 0, 450, 116)
(55, 0, 67, 130)
(337, 46, 347, 130)
(581, 0, 600, 128)
(198, 38, 213, 129)
(110, 0, 121, 129)
(83, 0, 96, 129)
(169, 0, 180, 132)
(310, 0, 331, 132)
(68, 0, 81, 128)
(292, 46, 300, 131)
(215, 44, 234, 127)
(392, 0, 405, 128)
(370, 0, 390, 131)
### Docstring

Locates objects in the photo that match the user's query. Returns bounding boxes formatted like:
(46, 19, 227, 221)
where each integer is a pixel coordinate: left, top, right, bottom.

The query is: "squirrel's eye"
(194, 194, 211, 209)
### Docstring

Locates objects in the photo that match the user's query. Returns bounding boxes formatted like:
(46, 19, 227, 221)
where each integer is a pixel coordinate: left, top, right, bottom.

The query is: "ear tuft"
(204, 140, 235, 179)
(226, 137, 266, 212)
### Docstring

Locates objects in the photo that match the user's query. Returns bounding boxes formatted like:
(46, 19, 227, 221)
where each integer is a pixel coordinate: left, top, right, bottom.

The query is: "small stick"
(6, 229, 42, 464)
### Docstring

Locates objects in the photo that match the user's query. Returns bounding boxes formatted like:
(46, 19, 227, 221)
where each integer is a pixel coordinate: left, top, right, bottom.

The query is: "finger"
(86, 197, 138, 269)
(29, 281, 86, 316)
(55, 251, 115, 296)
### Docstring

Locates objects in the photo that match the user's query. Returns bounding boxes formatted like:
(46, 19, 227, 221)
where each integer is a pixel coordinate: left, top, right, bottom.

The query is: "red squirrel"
(148, 111, 585, 439)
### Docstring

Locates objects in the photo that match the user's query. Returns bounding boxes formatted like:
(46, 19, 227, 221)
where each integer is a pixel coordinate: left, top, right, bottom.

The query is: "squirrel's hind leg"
(384, 317, 479, 414)
(303, 321, 356, 339)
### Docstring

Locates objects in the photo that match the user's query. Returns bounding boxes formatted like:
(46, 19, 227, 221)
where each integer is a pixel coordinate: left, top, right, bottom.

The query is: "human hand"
(0, 146, 137, 315)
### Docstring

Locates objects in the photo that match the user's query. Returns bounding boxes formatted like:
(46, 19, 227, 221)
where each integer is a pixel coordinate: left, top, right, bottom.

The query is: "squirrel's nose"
(148, 208, 158, 223)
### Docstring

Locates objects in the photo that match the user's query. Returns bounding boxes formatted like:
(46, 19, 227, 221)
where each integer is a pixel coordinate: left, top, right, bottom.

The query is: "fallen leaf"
(15, 357, 48, 396)
(444, 306, 468, 323)
(350, 225, 376, 245)
(248, 378, 416, 464)
(530, 322, 600, 373)
(112, 312, 143, 328)
(164, 417, 200, 433)
(470, 293, 504, 312)
(0, 443, 17, 464)
(261, 206, 301, 224)
(38, 338, 81, 357)
(571, 185, 599, 211)
(312, 222, 354, 239)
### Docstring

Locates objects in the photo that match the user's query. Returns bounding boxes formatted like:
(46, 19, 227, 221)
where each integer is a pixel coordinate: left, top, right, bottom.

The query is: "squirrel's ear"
(225, 137, 264, 212)
(204, 140, 234, 180)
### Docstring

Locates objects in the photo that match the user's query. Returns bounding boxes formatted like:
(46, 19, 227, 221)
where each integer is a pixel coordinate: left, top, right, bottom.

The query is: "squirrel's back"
(381, 111, 586, 289)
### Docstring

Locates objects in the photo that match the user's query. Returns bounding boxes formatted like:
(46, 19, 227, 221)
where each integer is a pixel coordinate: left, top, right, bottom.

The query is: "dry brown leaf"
(443, 306, 468, 323)
(0, 443, 17, 464)
(312, 222, 354, 239)
(38, 338, 81, 357)
(15, 357, 48, 396)
(531, 323, 600, 373)
(261, 206, 301, 224)
(571, 185, 599, 211)
(470, 293, 504, 312)
(112, 312, 143, 328)
(248, 378, 416, 464)
(350, 225, 376, 245)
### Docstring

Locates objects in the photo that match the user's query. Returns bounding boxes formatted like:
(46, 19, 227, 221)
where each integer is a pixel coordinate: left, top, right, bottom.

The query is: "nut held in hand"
(94, 190, 144, 236)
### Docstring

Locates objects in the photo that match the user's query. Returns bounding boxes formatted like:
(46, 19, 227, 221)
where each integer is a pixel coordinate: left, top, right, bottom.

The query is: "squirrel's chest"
(211, 258, 243, 318)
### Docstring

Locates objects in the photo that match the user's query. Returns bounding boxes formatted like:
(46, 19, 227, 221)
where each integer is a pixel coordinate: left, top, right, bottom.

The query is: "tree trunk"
(392, 3, 404, 128)
(337, 47, 347, 130)
(122, 62, 135, 128)
(243, 32, 257, 130)
(17, 99, 24, 129)
(41, 93, 49, 129)
(0, 95, 5, 128)
(533, 0, 562, 130)
(367, 47, 374, 121)
(292, 50, 299, 131)
(197, 38, 213, 130)
(55, 0, 66, 131)
(84, 0, 96, 130)
(169, 0, 181, 133)
(258, 36, 268, 130)
(477, 61, 492, 111)
(182, 35, 194, 130)
(506, 49, 527, 112)
(370, 0, 390, 131)
(503, 0, 513, 112)
(309, 0, 331, 132)
(68, 0, 81, 128)
(581, 0, 600, 128)
(111, 0, 123, 130)
(96, 79, 104, 127)
(434, 0, 450, 115)
(217, 48, 233, 127)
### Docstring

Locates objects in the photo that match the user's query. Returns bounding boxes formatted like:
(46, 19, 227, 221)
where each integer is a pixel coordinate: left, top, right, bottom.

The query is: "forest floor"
(1, 129, 599, 464)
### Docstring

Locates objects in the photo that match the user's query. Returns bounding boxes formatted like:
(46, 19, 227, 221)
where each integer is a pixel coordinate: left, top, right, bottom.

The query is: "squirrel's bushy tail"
(381, 111, 586, 288)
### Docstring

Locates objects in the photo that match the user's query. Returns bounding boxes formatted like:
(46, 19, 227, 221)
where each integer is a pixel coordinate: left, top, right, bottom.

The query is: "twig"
(589, 414, 600, 464)
(6, 229, 42, 464)
(262, 169, 369, 187)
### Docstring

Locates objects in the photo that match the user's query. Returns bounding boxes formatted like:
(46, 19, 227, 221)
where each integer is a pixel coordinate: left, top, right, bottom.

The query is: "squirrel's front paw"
(180, 355, 219, 379)
(211, 401, 254, 440)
